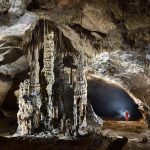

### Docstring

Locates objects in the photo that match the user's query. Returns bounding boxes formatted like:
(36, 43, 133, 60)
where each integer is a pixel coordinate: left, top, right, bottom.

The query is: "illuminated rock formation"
(17, 21, 56, 135)
(73, 52, 88, 136)
(40, 30, 55, 131)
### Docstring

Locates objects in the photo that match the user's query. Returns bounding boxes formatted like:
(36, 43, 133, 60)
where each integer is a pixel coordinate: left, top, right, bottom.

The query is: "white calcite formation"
(16, 23, 102, 136)
(9, 0, 27, 16)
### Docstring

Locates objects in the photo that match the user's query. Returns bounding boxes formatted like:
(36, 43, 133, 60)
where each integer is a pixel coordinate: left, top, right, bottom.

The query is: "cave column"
(73, 52, 88, 136)
(17, 20, 57, 134)
(17, 43, 42, 135)
(40, 29, 55, 131)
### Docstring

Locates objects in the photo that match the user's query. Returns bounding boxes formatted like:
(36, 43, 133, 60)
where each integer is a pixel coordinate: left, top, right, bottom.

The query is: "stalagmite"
(17, 20, 56, 135)
(17, 44, 42, 135)
(40, 29, 55, 131)
(17, 79, 34, 135)
(73, 52, 88, 136)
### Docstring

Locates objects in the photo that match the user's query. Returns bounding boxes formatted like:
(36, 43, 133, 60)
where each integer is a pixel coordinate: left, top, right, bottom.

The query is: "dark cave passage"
(2, 69, 29, 111)
(0, 69, 29, 136)
(87, 79, 142, 121)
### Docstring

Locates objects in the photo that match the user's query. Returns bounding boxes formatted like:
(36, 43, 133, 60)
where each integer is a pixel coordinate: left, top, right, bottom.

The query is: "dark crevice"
(63, 55, 76, 69)
(26, 0, 40, 11)
(0, 48, 23, 66)
(61, 33, 79, 55)
(69, 24, 106, 51)
(118, 0, 149, 15)
(0, 73, 12, 82)
(70, 24, 106, 39)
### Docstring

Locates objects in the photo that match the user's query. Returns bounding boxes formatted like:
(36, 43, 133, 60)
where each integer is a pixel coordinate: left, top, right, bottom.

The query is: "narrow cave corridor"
(87, 79, 142, 121)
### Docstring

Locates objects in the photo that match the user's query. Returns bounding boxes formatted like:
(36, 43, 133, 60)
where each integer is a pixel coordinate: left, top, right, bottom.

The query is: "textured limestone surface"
(0, 1, 150, 149)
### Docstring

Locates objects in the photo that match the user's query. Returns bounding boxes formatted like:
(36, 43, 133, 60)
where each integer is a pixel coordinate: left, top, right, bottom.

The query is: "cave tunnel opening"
(87, 79, 143, 121)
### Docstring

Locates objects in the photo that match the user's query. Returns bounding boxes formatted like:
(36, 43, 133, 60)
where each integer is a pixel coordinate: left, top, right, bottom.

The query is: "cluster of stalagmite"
(17, 19, 91, 136)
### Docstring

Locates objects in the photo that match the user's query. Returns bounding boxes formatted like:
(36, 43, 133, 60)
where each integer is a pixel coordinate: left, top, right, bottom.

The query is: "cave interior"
(0, 0, 150, 150)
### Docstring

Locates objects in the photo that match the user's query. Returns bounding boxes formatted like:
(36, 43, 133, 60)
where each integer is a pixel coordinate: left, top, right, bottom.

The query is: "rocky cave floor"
(0, 115, 150, 150)
(102, 120, 150, 150)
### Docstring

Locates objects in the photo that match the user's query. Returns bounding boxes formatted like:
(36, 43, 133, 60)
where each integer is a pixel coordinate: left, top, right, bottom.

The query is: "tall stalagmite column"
(17, 37, 42, 135)
(73, 52, 88, 136)
(17, 20, 56, 135)
(40, 29, 55, 131)
(17, 79, 34, 135)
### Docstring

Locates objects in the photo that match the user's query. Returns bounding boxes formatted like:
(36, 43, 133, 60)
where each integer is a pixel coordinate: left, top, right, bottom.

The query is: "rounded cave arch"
(87, 74, 145, 122)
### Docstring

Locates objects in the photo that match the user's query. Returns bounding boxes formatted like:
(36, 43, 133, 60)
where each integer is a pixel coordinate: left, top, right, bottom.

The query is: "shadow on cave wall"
(87, 79, 142, 121)
(0, 69, 29, 136)
(2, 69, 29, 111)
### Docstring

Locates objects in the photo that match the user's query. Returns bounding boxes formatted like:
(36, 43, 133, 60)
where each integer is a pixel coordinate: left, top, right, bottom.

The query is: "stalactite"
(73, 52, 88, 136)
